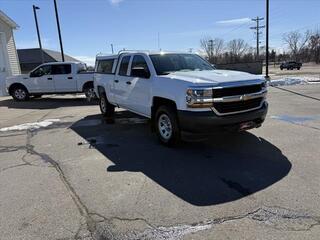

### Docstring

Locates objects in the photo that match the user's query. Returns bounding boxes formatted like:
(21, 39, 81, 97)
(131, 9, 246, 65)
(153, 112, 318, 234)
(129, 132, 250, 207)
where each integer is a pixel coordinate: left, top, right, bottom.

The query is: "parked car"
(94, 51, 268, 146)
(6, 62, 95, 101)
(280, 61, 302, 70)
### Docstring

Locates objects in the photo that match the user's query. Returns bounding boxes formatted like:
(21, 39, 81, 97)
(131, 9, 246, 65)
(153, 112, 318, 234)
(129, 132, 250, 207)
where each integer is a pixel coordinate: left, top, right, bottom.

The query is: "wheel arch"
(8, 83, 28, 95)
(151, 96, 177, 120)
(82, 81, 94, 92)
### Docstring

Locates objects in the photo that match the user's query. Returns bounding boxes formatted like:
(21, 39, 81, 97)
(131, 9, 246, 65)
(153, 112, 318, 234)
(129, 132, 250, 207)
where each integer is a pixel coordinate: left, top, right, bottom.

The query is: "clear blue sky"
(1, 0, 319, 65)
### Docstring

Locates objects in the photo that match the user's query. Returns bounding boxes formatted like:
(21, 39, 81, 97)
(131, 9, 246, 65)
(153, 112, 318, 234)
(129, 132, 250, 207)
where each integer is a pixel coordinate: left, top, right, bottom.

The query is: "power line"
(250, 16, 265, 60)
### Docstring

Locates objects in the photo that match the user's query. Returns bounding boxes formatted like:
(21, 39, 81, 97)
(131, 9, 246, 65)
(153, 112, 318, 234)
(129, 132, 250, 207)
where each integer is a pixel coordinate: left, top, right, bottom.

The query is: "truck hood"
(167, 70, 263, 85)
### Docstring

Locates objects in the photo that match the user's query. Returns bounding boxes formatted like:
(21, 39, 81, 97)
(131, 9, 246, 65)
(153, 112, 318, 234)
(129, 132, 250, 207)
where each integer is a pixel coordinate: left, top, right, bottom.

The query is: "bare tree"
(200, 37, 224, 62)
(308, 30, 320, 63)
(283, 30, 311, 61)
(227, 39, 249, 58)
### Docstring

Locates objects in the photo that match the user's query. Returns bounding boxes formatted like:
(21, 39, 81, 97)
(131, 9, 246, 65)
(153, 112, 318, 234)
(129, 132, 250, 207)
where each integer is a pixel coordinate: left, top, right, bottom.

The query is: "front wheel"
(155, 105, 181, 146)
(11, 87, 29, 101)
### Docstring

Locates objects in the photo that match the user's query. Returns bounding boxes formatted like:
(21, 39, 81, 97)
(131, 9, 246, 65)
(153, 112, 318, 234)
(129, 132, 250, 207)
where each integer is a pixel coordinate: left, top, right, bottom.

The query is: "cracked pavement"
(0, 87, 320, 240)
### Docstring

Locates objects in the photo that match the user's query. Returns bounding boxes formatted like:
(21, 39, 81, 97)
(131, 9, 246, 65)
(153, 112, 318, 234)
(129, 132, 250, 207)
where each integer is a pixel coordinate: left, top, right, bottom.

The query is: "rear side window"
(118, 56, 131, 76)
(52, 64, 72, 75)
(97, 59, 114, 74)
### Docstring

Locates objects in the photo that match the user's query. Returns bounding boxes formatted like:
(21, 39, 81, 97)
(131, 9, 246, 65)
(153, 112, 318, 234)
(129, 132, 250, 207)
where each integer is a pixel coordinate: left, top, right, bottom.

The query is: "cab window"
(30, 65, 52, 77)
(118, 56, 131, 76)
(52, 64, 72, 75)
(131, 56, 150, 72)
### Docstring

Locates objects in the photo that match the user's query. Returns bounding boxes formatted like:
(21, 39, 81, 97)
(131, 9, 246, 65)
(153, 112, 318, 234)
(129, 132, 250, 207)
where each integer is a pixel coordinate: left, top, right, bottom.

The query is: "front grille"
(212, 84, 262, 98)
(214, 97, 263, 114)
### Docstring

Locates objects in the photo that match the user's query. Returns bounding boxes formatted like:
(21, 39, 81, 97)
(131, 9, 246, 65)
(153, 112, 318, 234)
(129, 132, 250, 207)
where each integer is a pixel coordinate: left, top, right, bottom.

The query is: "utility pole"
(266, 0, 270, 79)
(111, 44, 114, 54)
(250, 17, 265, 60)
(33, 5, 44, 63)
(208, 39, 213, 61)
(53, 0, 65, 62)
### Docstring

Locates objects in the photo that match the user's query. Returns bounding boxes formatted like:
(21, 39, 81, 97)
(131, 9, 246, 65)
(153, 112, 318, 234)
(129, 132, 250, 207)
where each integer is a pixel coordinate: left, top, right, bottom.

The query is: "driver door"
(28, 65, 55, 93)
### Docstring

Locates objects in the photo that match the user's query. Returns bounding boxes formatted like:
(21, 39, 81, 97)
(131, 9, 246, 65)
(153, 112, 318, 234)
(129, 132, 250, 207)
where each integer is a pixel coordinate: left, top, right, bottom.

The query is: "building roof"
(17, 48, 80, 64)
(0, 10, 19, 29)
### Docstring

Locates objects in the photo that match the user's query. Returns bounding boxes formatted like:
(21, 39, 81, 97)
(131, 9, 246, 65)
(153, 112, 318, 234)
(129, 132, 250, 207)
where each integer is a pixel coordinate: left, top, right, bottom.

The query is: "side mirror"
(131, 67, 150, 79)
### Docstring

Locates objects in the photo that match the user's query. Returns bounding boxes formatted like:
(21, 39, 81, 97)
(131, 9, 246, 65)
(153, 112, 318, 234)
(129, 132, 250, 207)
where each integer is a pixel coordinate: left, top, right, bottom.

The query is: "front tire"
(155, 105, 181, 146)
(11, 86, 29, 101)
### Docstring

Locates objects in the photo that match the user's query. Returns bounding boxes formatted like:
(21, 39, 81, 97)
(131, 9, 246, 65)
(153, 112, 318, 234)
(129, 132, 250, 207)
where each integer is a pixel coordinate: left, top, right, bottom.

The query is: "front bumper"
(177, 101, 268, 135)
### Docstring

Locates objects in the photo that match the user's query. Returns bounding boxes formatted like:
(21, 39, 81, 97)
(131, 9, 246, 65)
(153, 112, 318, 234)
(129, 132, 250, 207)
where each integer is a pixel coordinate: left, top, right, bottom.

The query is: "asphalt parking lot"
(0, 85, 320, 240)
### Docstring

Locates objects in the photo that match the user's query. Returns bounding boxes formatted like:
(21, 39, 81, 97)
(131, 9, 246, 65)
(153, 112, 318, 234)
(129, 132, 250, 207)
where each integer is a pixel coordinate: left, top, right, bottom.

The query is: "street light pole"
(53, 0, 65, 62)
(266, 0, 270, 79)
(33, 5, 44, 63)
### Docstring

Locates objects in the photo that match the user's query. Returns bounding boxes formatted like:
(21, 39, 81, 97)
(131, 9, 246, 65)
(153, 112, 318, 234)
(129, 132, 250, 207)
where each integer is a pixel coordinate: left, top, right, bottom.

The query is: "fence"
(216, 61, 263, 75)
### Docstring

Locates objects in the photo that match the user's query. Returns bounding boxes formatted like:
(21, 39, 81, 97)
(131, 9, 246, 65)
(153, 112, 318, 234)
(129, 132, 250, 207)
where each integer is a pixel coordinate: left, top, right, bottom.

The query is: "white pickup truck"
(94, 51, 268, 146)
(6, 62, 95, 101)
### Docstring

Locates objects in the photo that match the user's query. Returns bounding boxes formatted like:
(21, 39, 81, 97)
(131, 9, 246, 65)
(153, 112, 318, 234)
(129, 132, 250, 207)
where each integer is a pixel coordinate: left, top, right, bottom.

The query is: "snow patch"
(269, 76, 320, 87)
(0, 119, 60, 132)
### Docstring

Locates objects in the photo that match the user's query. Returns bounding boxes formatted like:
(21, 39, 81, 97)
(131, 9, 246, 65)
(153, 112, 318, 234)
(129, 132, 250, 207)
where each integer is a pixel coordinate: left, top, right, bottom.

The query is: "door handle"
(126, 81, 131, 85)
(47, 77, 53, 80)
(114, 80, 119, 83)
(68, 77, 73, 79)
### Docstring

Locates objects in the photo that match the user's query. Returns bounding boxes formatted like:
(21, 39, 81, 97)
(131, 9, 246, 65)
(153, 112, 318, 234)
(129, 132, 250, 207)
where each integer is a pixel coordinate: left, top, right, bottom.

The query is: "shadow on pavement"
(71, 112, 291, 206)
(0, 95, 97, 109)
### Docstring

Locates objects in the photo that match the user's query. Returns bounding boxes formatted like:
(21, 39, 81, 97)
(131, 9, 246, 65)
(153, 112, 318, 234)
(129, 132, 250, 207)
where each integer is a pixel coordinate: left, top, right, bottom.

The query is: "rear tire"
(84, 87, 97, 102)
(99, 92, 115, 121)
(11, 86, 29, 101)
(155, 105, 181, 147)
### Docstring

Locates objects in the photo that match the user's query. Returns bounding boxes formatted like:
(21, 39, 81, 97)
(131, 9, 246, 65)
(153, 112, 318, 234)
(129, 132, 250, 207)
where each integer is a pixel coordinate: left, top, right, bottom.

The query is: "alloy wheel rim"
(100, 97, 106, 113)
(158, 114, 172, 140)
(86, 88, 95, 99)
(14, 89, 26, 99)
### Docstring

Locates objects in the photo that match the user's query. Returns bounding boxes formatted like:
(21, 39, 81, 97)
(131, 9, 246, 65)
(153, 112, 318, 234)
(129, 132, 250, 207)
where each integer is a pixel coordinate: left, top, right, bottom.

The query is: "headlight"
(186, 88, 213, 108)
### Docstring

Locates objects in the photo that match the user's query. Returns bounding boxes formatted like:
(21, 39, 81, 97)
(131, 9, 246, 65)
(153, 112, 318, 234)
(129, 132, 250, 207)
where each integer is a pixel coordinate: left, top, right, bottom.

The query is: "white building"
(0, 10, 20, 96)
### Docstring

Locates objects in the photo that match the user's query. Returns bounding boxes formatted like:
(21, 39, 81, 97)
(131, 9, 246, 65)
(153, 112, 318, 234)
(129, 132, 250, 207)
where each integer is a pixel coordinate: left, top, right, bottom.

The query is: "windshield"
(150, 53, 214, 75)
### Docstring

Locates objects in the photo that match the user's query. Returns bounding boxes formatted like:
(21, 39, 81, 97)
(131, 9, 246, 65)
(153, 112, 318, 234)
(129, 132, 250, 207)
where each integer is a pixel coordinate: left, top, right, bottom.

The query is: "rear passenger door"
(52, 64, 77, 92)
(113, 55, 132, 108)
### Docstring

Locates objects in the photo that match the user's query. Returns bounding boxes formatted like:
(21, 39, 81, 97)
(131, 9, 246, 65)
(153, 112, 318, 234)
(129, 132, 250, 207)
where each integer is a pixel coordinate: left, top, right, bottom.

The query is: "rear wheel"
(11, 86, 29, 101)
(84, 87, 96, 102)
(155, 105, 181, 146)
(99, 93, 115, 121)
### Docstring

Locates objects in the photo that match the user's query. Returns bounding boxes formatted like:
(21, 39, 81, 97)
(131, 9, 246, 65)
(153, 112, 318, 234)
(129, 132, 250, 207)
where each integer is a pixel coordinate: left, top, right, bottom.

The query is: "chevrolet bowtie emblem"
(240, 95, 249, 101)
